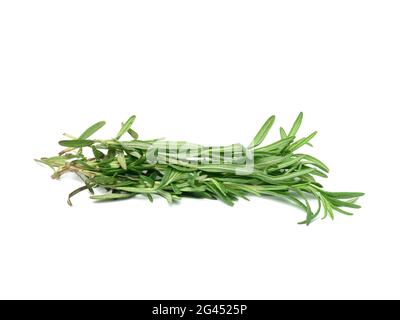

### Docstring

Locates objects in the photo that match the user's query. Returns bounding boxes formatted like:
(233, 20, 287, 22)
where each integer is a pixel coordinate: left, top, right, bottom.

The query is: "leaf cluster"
(37, 113, 364, 225)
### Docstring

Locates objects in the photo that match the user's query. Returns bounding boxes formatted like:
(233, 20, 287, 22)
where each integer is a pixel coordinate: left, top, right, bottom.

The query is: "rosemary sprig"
(36, 113, 364, 225)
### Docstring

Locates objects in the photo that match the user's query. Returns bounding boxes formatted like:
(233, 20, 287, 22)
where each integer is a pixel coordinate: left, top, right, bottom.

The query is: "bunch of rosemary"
(37, 113, 363, 225)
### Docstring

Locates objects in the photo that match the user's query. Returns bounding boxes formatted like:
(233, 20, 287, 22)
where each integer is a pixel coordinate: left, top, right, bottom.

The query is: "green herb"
(36, 113, 364, 225)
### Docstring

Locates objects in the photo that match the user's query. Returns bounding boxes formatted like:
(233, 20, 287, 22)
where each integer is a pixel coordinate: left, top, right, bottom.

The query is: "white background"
(0, 1, 399, 300)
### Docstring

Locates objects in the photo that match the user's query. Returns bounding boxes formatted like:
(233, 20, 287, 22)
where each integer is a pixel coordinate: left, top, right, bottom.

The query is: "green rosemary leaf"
(268, 155, 305, 172)
(117, 151, 127, 170)
(159, 168, 183, 188)
(93, 175, 118, 186)
(298, 154, 330, 173)
(288, 112, 303, 137)
(79, 121, 106, 139)
(321, 197, 332, 220)
(249, 115, 275, 149)
(326, 197, 362, 209)
(92, 147, 105, 160)
(146, 193, 154, 202)
(36, 155, 74, 168)
(261, 168, 315, 182)
(90, 193, 136, 201)
(322, 191, 365, 199)
(333, 207, 354, 216)
(288, 131, 318, 152)
(128, 128, 139, 140)
(140, 175, 155, 188)
(254, 155, 289, 168)
(59, 139, 95, 147)
(227, 183, 261, 196)
(156, 190, 174, 204)
(116, 115, 136, 140)
(180, 186, 207, 192)
(208, 178, 228, 196)
(255, 136, 295, 153)
(206, 182, 234, 206)
(120, 140, 153, 150)
(280, 127, 287, 139)
(197, 164, 245, 174)
(263, 190, 308, 213)
(114, 186, 156, 193)
(301, 165, 328, 178)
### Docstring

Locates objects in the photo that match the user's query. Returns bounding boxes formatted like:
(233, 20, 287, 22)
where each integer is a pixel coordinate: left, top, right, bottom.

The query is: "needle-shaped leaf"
(156, 190, 174, 204)
(255, 136, 295, 154)
(36, 155, 74, 168)
(228, 183, 261, 196)
(288, 112, 303, 137)
(114, 186, 156, 193)
(92, 146, 105, 160)
(116, 115, 136, 140)
(326, 197, 362, 209)
(208, 178, 228, 196)
(268, 155, 305, 171)
(288, 131, 318, 152)
(298, 154, 330, 173)
(301, 166, 328, 178)
(248, 115, 275, 149)
(59, 139, 95, 147)
(293, 189, 318, 225)
(322, 191, 365, 199)
(79, 121, 106, 139)
(91, 193, 136, 201)
(263, 168, 315, 182)
(159, 168, 182, 188)
(128, 128, 139, 140)
(254, 155, 289, 169)
(280, 127, 287, 139)
(94, 175, 118, 185)
(333, 207, 354, 216)
(117, 151, 127, 170)
(205, 182, 234, 206)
